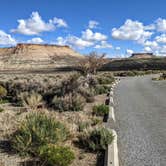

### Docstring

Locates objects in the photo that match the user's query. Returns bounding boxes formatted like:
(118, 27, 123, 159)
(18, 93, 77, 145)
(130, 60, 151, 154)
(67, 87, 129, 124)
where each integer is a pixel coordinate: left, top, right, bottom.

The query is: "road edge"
(105, 79, 119, 166)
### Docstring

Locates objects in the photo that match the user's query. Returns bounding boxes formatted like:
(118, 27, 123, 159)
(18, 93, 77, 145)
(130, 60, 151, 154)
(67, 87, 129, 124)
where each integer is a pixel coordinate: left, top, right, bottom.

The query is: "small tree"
(78, 52, 108, 75)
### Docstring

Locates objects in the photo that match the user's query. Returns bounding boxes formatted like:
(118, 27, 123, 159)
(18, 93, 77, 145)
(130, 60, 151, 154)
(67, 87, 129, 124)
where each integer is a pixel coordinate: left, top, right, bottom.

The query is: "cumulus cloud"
(27, 37, 44, 44)
(155, 34, 166, 43)
(53, 17, 68, 28)
(143, 40, 158, 47)
(56, 36, 93, 49)
(94, 41, 112, 49)
(144, 46, 152, 52)
(0, 30, 16, 45)
(82, 29, 107, 42)
(126, 49, 134, 55)
(11, 11, 67, 35)
(112, 19, 153, 43)
(155, 18, 166, 32)
(88, 20, 99, 29)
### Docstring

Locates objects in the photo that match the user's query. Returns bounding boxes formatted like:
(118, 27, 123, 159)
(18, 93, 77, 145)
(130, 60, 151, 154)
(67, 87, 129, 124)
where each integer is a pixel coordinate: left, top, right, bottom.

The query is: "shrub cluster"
(52, 93, 85, 112)
(95, 85, 111, 95)
(11, 112, 70, 156)
(78, 127, 114, 152)
(11, 112, 74, 166)
(92, 104, 109, 116)
(38, 145, 75, 166)
(97, 73, 115, 84)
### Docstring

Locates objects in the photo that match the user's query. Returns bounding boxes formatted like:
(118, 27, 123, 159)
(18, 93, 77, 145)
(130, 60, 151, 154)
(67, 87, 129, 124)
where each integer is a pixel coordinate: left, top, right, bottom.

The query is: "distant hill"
(102, 57, 166, 71)
(0, 43, 84, 70)
(130, 53, 155, 59)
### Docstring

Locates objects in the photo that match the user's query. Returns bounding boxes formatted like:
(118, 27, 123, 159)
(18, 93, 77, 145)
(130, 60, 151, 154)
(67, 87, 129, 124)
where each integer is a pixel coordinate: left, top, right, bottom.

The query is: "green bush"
(93, 104, 109, 116)
(52, 93, 85, 112)
(11, 112, 70, 156)
(97, 76, 115, 85)
(0, 85, 7, 99)
(20, 92, 43, 110)
(78, 87, 95, 103)
(78, 128, 114, 152)
(78, 121, 91, 132)
(91, 117, 102, 126)
(0, 107, 4, 112)
(95, 85, 110, 95)
(38, 145, 75, 166)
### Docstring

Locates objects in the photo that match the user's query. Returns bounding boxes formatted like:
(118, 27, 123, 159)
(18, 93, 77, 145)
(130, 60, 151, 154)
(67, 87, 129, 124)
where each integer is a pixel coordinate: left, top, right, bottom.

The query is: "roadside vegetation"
(0, 52, 115, 166)
(113, 70, 162, 77)
(152, 72, 166, 81)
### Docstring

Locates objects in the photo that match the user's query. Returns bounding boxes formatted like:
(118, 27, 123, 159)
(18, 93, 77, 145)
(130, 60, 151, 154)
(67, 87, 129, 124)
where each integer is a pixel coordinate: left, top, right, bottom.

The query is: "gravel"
(114, 75, 166, 166)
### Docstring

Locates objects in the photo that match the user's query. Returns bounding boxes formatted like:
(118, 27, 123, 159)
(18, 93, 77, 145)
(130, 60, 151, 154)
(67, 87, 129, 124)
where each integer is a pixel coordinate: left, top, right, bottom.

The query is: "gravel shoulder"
(114, 75, 166, 166)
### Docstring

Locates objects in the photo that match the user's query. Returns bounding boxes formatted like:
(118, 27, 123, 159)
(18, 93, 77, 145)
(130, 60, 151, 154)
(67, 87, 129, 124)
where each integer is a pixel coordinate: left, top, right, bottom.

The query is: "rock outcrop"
(0, 44, 84, 70)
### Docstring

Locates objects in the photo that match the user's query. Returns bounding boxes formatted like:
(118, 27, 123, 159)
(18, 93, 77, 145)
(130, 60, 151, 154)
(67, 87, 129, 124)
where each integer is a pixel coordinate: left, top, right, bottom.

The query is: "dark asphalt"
(114, 75, 166, 166)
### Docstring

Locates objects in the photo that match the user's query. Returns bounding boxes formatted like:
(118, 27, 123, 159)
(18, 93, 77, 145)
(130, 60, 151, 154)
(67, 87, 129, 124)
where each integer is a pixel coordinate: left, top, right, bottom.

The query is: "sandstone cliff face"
(0, 44, 83, 70)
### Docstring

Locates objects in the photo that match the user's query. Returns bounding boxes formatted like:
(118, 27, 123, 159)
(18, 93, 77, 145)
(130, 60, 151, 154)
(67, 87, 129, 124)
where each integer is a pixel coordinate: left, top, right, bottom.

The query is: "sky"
(1, 0, 166, 57)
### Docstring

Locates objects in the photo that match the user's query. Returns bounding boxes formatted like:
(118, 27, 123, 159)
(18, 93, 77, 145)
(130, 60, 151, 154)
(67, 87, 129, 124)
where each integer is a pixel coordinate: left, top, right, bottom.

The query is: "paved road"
(114, 75, 166, 166)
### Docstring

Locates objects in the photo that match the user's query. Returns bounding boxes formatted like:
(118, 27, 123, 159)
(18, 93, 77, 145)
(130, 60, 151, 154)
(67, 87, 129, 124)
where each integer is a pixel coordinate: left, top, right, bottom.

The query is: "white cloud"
(56, 37, 66, 45)
(112, 19, 153, 43)
(126, 49, 134, 55)
(11, 11, 67, 35)
(27, 37, 44, 44)
(0, 30, 16, 45)
(155, 34, 166, 43)
(82, 29, 107, 42)
(53, 17, 68, 28)
(56, 36, 93, 49)
(144, 46, 152, 52)
(115, 46, 121, 50)
(88, 20, 99, 29)
(155, 18, 166, 32)
(143, 40, 158, 47)
(94, 41, 112, 49)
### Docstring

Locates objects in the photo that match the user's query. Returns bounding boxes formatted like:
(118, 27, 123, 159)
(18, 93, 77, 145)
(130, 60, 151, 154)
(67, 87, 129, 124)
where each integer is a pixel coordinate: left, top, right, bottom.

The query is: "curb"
(104, 80, 119, 166)
(109, 106, 115, 122)
(105, 129, 119, 166)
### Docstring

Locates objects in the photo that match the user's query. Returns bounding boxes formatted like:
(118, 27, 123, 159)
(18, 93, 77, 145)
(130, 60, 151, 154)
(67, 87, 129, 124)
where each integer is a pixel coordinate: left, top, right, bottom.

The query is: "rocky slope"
(0, 44, 83, 70)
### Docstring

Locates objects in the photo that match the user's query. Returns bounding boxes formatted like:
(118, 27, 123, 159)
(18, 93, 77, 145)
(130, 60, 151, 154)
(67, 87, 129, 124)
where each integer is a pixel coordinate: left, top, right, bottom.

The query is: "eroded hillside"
(0, 44, 84, 70)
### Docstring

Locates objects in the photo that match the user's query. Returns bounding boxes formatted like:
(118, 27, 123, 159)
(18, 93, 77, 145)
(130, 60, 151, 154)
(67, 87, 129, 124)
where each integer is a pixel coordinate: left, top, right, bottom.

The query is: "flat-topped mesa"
(0, 43, 84, 70)
(130, 53, 155, 59)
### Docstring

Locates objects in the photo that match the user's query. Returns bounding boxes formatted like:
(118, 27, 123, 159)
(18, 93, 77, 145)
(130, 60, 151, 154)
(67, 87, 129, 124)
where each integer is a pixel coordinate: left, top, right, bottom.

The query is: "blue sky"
(0, 0, 166, 57)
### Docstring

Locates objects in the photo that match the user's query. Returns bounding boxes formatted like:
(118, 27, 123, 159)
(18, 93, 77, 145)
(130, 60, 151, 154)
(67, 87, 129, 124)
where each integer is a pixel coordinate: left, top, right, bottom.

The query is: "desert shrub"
(0, 107, 4, 112)
(92, 104, 109, 116)
(11, 112, 70, 156)
(87, 76, 98, 89)
(78, 87, 95, 103)
(78, 128, 114, 152)
(20, 92, 43, 110)
(97, 76, 115, 85)
(95, 85, 111, 95)
(52, 93, 85, 112)
(38, 145, 75, 166)
(78, 121, 91, 132)
(0, 85, 7, 100)
(57, 74, 80, 97)
(91, 117, 102, 126)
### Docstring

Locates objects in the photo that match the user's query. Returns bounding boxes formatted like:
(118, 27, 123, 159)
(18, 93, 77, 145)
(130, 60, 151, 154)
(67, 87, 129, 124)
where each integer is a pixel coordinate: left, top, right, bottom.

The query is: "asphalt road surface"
(114, 75, 166, 166)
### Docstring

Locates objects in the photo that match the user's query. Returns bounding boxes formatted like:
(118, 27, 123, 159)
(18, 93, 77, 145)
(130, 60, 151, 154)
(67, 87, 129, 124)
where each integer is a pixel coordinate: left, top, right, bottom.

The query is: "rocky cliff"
(0, 44, 83, 70)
